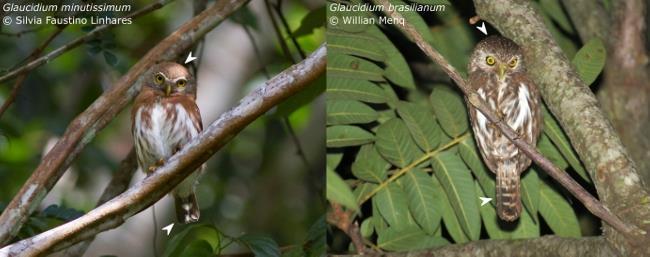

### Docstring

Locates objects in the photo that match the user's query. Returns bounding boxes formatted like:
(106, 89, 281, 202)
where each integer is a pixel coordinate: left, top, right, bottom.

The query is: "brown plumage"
(131, 62, 204, 223)
(466, 36, 542, 221)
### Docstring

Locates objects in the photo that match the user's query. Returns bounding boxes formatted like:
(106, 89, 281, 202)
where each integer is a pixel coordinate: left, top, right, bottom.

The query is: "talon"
(148, 165, 158, 173)
(156, 158, 165, 166)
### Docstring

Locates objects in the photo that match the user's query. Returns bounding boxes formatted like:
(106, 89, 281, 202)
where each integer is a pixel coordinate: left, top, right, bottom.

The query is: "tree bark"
(332, 236, 618, 257)
(597, 0, 650, 185)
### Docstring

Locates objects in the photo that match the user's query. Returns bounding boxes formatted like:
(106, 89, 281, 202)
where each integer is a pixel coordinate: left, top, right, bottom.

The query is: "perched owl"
(467, 36, 542, 221)
(131, 62, 204, 224)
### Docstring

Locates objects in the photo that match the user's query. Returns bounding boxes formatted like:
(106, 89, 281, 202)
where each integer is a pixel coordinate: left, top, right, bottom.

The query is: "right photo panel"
(326, 0, 650, 256)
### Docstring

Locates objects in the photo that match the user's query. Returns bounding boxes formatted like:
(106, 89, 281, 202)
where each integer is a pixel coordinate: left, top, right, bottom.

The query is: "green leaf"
(520, 168, 540, 222)
(162, 224, 221, 257)
(538, 134, 569, 170)
(375, 118, 423, 167)
(327, 77, 387, 103)
(326, 125, 374, 148)
(327, 30, 386, 62)
(432, 175, 469, 243)
(396, 101, 441, 152)
(543, 107, 589, 182)
(304, 216, 326, 257)
(539, 183, 581, 237)
(292, 5, 325, 38)
(366, 26, 416, 89)
(327, 53, 385, 82)
(180, 240, 214, 257)
(430, 85, 468, 137)
(572, 38, 606, 86)
(377, 226, 449, 251)
(400, 169, 442, 234)
(353, 182, 377, 204)
(539, 0, 574, 33)
(458, 137, 496, 202)
(351, 144, 390, 183)
(103, 51, 118, 66)
(239, 235, 281, 257)
(431, 152, 480, 240)
(379, 83, 400, 109)
(327, 153, 343, 170)
(388, 0, 435, 44)
(360, 218, 374, 238)
(326, 168, 358, 211)
(327, 100, 378, 125)
(375, 183, 410, 229)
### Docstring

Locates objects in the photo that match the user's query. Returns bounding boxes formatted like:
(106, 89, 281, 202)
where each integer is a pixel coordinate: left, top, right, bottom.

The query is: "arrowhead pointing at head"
(185, 51, 197, 64)
(162, 223, 174, 236)
(479, 197, 492, 206)
(476, 22, 488, 35)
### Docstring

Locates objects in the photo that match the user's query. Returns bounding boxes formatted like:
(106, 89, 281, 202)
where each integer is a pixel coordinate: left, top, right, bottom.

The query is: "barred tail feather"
(174, 193, 200, 224)
(496, 163, 521, 221)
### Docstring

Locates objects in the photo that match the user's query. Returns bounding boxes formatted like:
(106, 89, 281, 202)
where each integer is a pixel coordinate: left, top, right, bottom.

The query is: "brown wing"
(165, 94, 203, 132)
(466, 71, 500, 174)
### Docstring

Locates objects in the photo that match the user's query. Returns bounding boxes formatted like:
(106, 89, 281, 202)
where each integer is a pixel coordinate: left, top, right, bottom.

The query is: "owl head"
(146, 62, 195, 97)
(468, 35, 525, 81)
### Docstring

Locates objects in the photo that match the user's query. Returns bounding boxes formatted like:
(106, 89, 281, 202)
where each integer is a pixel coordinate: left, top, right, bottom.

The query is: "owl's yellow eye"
(154, 74, 164, 84)
(176, 80, 187, 87)
(508, 58, 518, 68)
(485, 56, 496, 66)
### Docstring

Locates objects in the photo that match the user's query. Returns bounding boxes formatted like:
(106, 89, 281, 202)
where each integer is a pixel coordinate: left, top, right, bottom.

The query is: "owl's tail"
(496, 161, 522, 221)
(174, 193, 200, 224)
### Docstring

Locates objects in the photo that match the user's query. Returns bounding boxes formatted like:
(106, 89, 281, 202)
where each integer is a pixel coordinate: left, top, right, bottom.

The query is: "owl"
(131, 62, 205, 224)
(467, 36, 542, 221)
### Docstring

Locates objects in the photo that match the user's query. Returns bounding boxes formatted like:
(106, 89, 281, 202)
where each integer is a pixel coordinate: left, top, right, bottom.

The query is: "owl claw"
(156, 158, 165, 166)
(147, 165, 158, 173)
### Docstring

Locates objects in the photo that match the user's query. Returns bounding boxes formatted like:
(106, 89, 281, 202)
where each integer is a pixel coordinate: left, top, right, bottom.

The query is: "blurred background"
(0, 0, 325, 256)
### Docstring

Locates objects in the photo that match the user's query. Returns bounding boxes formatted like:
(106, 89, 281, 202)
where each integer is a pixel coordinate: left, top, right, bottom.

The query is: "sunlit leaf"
(375, 183, 410, 229)
(352, 144, 390, 183)
(539, 183, 581, 237)
(458, 137, 495, 202)
(433, 175, 469, 243)
(521, 168, 540, 222)
(327, 100, 378, 125)
(396, 101, 441, 152)
(327, 30, 386, 61)
(366, 26, 415, 89)
(327, 53, 385, 82)
(400, 169, 442, 234)
(542, 106, 589, 182)
(327, 77, 387, 103)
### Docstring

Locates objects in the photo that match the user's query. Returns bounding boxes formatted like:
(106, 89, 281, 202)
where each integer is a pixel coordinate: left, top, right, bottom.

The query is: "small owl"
(131, 62, 204, 224)
(467, 36, 542, 221)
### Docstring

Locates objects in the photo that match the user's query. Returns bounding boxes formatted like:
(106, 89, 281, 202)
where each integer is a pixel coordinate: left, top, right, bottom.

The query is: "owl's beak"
(498, 64, 506, 81)
(165, 84, 172, 96)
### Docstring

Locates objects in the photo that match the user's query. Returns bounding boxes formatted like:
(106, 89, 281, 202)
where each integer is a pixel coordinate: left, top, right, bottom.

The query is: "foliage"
(326, 0, 605, 253)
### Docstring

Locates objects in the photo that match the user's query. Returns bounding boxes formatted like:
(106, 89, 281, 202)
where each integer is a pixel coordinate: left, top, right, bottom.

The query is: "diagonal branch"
(370, 0, 643, 240)
(332, 236, 616, 257)
(0, 0, 174, 84)
(0, 0, 250, 246)
(0, 44, 325, 256)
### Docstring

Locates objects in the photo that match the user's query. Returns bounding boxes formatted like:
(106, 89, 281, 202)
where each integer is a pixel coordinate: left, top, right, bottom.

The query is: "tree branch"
(0, 44, 325, 256)
(473, 0, 650, 255)
(55, 149, 138, 257)
(327, 203, 367, 255)
(0, 0, 250, 246)
(332, 236, 617, 257)
(0, 0, 173, 84)
(370, 0, 642, 241)
(560, 0, 609, 42)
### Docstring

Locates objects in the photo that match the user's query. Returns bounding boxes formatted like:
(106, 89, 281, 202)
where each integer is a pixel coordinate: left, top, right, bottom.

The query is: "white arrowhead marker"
(185, 51, 197, 64)
(162, 223, 174, 236)
(476, 22, 487, 35)
(479, 197, 492, 206)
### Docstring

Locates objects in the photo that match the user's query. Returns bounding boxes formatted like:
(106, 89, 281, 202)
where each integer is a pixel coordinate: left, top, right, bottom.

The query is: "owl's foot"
(147, 159, 166, 173)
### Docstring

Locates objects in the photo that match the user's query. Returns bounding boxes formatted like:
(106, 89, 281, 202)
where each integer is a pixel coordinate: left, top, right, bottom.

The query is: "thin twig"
(0, 0, 174, 84)
(327, 203, 367, 255)
(0, 26, 67, 119)
(272, 0, 307, 59)
(370, 0, 643, 239)
(0, 0, 250, 246)
(264, 0, 295, 63)
(0, 44, 325, 256)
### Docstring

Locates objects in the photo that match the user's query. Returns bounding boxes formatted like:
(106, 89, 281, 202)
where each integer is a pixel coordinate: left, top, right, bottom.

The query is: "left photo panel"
(0, 1, 325, 256)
